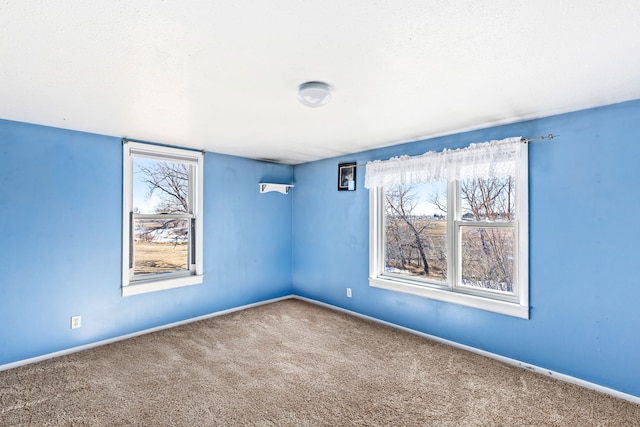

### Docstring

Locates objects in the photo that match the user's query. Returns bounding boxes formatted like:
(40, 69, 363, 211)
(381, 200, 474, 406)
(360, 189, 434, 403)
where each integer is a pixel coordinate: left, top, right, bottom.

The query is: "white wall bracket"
(259, 183, 294, 194)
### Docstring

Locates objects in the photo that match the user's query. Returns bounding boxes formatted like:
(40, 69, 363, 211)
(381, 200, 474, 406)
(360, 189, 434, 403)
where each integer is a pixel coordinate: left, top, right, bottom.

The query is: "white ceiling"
(1, 1, 639, 164)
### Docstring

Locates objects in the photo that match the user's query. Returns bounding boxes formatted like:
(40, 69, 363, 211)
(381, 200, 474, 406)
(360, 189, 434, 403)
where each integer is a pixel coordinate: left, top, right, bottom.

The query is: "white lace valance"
(364, 137, 524, 189)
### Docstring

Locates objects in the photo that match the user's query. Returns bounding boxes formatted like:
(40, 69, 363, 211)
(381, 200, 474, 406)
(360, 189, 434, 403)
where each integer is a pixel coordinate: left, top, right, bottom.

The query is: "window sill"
(369, 276, 529, 319)
(122, 274, 203, 297)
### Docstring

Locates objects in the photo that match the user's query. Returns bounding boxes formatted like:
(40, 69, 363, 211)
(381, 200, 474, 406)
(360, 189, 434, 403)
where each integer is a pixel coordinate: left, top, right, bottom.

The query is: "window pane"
(383, 182, 448, 282)
(132, 157, 190, 214)
(460, 226, 514, 293)
(133, 218, 189, 276)
(460, 177, 516, 222)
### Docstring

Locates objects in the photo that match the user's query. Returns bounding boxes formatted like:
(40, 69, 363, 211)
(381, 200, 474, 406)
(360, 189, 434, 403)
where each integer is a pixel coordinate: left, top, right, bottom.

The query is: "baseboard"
(292, 296, 640, 405)
(0, 295, 292, 373)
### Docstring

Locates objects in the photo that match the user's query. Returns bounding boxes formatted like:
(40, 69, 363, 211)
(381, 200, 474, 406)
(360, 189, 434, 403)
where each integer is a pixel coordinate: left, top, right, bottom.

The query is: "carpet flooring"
(1, 299, 638, 426)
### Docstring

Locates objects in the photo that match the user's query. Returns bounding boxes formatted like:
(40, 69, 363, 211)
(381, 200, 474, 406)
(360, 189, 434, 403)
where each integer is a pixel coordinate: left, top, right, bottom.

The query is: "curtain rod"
(353, 134, 558, 167)
(521, 134, 558, 144)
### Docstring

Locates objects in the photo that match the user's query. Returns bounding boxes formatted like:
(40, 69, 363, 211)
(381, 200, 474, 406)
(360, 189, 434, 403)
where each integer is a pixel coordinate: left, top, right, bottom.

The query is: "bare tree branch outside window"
(459, 177, 516, 292)
(384, 183, 447, 281)
(137, 162, 189, 214)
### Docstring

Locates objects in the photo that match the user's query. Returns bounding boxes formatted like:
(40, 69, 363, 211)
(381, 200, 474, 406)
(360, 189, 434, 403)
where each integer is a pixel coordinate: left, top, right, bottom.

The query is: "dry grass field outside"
(133, 241, 188, 275)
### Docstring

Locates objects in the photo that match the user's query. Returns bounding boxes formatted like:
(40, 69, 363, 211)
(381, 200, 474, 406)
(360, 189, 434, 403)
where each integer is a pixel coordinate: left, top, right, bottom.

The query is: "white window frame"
(122, 141, 204, 296)
(369, 146, 529, 319)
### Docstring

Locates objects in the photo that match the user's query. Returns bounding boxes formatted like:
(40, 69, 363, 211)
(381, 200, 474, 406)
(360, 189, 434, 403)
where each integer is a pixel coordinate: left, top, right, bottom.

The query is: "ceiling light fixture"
(297, 81, 332, 108)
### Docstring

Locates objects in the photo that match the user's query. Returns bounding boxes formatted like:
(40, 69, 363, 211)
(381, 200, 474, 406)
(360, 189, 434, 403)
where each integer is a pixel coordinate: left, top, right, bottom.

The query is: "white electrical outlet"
(346, 288, 352, 298)
(71, 315, 81, 329)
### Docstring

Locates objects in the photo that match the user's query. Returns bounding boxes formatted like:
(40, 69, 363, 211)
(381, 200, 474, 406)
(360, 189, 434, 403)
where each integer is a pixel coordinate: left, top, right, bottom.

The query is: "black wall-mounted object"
(338, 162, 356, 191)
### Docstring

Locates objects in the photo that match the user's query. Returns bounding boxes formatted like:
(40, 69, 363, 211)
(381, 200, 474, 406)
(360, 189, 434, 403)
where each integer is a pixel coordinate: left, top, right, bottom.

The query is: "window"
(367, 138, 528, 318)
(122, 141, 203, 296)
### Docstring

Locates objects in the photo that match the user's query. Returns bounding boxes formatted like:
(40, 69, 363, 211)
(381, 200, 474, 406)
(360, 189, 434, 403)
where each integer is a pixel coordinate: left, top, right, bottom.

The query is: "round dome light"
(297, 81, 332, 107)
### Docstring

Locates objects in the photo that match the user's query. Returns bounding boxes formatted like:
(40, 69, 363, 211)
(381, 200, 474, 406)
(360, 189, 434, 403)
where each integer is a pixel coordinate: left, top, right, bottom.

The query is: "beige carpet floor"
(1, 299, 638, 426)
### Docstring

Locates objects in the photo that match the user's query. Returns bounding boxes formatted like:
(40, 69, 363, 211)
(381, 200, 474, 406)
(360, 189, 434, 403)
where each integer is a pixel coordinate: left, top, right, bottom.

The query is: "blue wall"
(0, 119, 293, 365)
(292, 99, 640, 398)
(2, 100, 639, 399)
